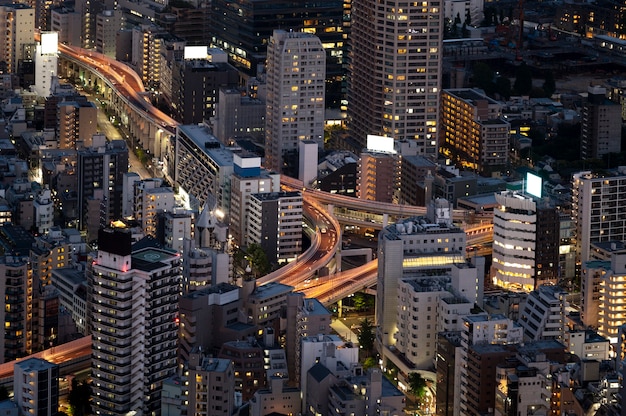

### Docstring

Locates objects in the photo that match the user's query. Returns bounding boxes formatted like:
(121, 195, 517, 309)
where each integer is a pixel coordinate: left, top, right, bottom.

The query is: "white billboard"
(40, 32, 58, 55)
(366, 134, 396, 154)
(526, 172, 542, 199)
(184, 46, 208, 60)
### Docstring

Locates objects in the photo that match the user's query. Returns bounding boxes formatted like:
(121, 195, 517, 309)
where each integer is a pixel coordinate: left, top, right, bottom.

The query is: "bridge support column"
(382, 213, 389, 227)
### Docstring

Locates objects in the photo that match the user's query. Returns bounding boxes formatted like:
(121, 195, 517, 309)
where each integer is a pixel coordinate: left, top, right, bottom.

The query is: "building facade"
(580, 85, 621, 159)
(348, 0, 442, 156)
(90, 228, 180, 415)
(264, 30, 325, 173)
(14, 358, 59, 416)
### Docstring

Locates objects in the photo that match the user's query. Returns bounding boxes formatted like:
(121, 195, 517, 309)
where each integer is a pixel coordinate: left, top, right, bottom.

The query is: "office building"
(50, 7, 82, 46)
(264, 30, 325, 173)
(185, 350, 236, 416)
(57, 101, 97, 149)
(33, 187, 54, 234)
(213, 88, 266, 144)
(229, 154, 280, 248)
(491, 190, 560, 292)
(248, 191, 302, 264)
(435, 331, 463, 416)
(90, 228, 180, 415)
(580, 85, 621, 159)
(156, 3, 209, 46)
(77, 138, 128, 238)
(218, 340, 265, 402)
(284, 293, 332, 386)
(51, 267, 88, 335)
(0, 4, 35, 74)
(242, 280, 294, 328)
(171, 48, 239, 124)
(565, 330, 610, 362)
(173, 124, 233, 211)
(161, 209, 194, 254)
(95, 10, 121, 58)
(178, 283, 254, 363)
(250, 376, 301, 416)
(376, 210, 484, 372)
(440, 88, 509, 174)
(572, 168, 626, 267)
(348, 0, 442, 155)
(14, 358, 59, 416)
(317, 151, 358, 196)
(210, 0, 344, 108)
(518, 285, 568, 342)
(132, 179, 175, 237)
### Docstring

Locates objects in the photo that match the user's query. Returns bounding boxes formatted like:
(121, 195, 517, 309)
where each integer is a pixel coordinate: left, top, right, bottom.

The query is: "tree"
(407, 372, 427, 400)
(513, 62, 533, 95)
(363, 356, 377, 370)
(357, 318, 375, 357)
(244, 243, 271, 277)
(68, 379, 91, 416)
(543, 70, 556, 97)
(353, 292, 367, 311)
(472, 62, 495, 94)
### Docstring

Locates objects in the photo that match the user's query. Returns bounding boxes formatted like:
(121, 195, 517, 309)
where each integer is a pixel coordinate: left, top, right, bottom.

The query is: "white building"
(34, 32, 58, 98)
(33, 187, 54, 234)
(229, 153, 281, 248)
(572, 169, 626, 267)
(581, 249, 626, 343)
(14, 358, 58, 416)
(376, 209, 484, 373)
(163, 209, 193, 254)
(90, 227, 180, 415)
(248, 191, 302, 264)
(133, 178, 175, 237)
(264, 30, 325, 172)
(518, 285, 568, 342)
(565, 330, 610, 362)
(300, 334, 359, 414)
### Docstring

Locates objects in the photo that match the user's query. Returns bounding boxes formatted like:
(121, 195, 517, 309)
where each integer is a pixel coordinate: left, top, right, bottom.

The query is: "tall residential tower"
(348, 0, 443, 156)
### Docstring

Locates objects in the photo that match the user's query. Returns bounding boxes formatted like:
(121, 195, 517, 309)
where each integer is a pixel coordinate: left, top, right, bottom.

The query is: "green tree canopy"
(244, 243, 271, 277)
(357, 317, 375, 357)
(407, 372, 428, 400)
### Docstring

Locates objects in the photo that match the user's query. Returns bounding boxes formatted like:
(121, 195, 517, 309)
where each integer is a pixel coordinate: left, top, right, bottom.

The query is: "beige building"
(440, 89, 509, 173)
(357, 151, 397, 203)
(57, 101, 97, 149)
(0, 4, 34, 73)
(185, 351, 236, 416)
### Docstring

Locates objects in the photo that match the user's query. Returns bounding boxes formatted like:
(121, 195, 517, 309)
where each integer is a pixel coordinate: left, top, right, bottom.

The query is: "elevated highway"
(58, 44, 176, 159)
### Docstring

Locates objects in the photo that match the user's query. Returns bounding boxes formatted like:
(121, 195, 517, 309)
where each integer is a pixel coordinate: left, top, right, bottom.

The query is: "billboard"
(526, 172, 542, 199)
(366, 134, 396, 154)
(184, 46, 208, 60)
(40, 32, 58, 55)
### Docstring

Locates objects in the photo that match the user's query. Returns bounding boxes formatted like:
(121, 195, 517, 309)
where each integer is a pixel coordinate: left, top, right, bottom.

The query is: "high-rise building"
(50, 7, 82, 47)
(248, 191, 302, 265)
(265, 30, 325, 174)
(213, 88, 266, 144)
(173, 124, 233, 212)
(14, 358, 59, 416)
(229, 154, 280, 248)
(440, 88, 509, 174)
(580, 85, 621, 159)
(210, 0, 345, 108)
(491, 190, 560, 292)
(76, 137, 128, 237)
(90, 227, 180, 415)
(171, 48, 239, 125)
(0, 4, 35, 74)
(0, 255, 35, 362)
(95, 10, 121, 58)
(57, 100, 97, 149)
(581, 244, 626, 342)
(132, 179, 175, 237)
(348, 0, 442, 156)
(357, 150, 397, 203)
(571, 168, 626, 268)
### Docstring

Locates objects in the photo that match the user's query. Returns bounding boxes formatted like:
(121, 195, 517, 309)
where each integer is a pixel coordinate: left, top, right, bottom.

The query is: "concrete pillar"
(382, 213, 389, 227)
